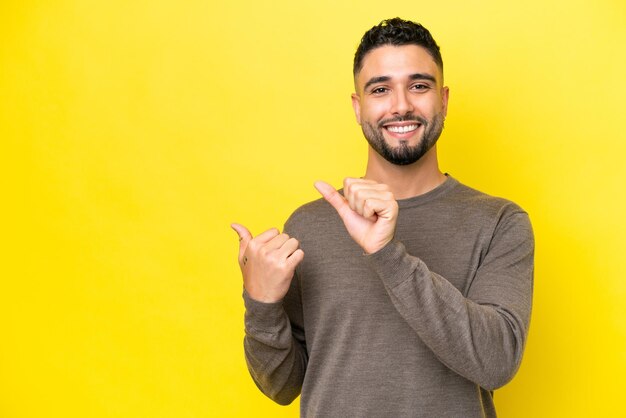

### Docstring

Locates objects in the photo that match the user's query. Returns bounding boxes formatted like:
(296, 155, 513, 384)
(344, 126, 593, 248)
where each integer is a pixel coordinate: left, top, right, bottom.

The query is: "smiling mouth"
(385, 124, 420, 134)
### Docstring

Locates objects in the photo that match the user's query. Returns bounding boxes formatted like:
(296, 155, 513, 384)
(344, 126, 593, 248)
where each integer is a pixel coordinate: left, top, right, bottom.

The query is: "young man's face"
(352, 44, 449, 166)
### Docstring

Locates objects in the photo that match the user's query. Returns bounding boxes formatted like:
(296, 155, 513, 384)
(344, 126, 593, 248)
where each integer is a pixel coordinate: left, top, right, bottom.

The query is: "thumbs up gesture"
(231, 223, 304, 303)
(315, 178, 399, 254)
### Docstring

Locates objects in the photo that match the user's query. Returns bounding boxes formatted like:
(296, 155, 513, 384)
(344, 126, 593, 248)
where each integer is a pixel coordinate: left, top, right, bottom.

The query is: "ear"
(351, 93, 362, 125)
(441, 86, 450, 118)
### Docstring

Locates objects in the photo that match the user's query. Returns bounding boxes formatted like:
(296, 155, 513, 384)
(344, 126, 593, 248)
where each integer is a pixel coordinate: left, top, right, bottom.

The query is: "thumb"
(314, 180, 353, 221)
(230, 223, 252, 261)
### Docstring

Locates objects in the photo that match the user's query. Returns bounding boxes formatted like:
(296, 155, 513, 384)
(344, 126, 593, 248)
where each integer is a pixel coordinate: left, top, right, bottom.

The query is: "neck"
(364, 145, 446, 200)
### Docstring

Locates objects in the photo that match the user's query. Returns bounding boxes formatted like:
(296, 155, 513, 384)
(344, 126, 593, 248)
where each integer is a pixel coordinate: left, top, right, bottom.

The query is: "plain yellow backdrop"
(1, 0, 625, 417)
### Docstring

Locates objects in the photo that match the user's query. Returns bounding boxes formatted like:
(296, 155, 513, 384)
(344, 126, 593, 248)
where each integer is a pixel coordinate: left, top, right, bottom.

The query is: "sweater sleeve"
(242, 270, 308, 405)
(366, 209, 534, 390)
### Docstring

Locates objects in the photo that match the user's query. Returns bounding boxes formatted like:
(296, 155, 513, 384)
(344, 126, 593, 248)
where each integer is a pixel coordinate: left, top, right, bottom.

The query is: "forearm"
(243, 290, 307, 404)
(366, 240, 532, 390)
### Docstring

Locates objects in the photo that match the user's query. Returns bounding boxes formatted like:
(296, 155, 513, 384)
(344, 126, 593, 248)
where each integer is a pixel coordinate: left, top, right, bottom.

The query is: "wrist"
(244, 283, 284, 304)
(363, 237, 393, 254)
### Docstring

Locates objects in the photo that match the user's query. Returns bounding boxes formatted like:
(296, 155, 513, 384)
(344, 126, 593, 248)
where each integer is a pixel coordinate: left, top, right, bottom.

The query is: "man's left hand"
(315, 178, 398, 254)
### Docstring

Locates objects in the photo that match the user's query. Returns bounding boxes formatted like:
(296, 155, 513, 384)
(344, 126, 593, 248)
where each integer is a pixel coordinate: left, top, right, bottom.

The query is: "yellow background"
(1, 0, 625, 417)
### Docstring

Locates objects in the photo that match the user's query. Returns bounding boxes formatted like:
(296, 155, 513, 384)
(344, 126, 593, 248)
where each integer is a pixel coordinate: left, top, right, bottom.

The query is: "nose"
(390, 89, 414, 115)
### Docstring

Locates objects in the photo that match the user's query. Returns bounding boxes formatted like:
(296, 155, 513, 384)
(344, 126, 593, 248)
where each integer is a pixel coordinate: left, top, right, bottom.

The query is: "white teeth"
(386, 124, 418, 133)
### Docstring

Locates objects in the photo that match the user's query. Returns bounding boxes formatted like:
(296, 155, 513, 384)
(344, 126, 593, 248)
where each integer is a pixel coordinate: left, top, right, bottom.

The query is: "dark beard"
(362, 112, 445, 166)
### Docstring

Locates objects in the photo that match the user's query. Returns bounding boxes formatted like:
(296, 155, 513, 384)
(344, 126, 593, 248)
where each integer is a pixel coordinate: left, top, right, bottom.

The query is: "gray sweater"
(243, 176, 534, 417)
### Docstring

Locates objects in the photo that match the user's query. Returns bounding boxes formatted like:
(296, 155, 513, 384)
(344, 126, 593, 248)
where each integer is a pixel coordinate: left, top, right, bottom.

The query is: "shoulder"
(453, 179, 534, 244)
(447, 178, 529, 220)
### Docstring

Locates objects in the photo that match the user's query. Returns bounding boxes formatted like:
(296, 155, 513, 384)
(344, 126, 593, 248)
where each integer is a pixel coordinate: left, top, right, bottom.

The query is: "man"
(232, 18, 534, 417)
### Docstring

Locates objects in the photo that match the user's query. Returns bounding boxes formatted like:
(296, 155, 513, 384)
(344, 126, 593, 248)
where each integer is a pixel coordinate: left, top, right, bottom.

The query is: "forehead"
(356, 44, 442, 88)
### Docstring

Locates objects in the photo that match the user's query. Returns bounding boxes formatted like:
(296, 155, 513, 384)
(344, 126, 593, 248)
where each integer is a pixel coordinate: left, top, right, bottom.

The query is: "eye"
(370, 87, 389, 95)
(411, 84, 430, 91)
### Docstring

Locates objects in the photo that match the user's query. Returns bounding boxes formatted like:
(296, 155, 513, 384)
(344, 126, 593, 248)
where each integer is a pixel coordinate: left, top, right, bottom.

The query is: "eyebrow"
(409, 73, 437, 83)
(364, 76, 391, 91)
(363, 73, 437, 91)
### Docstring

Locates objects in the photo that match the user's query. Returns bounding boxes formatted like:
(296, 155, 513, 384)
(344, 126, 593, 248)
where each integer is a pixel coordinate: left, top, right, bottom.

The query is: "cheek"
(425, 95, 446, 114)
(361, 100, 388, 121)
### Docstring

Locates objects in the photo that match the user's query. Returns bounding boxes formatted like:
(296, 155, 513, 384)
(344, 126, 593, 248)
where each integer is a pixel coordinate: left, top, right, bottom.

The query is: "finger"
(231, 223, 253, 259)
(254, 227, 280, 244)
(362, 199, 378, 219)
(352, 189, 394, 217)
(362, 198, 397, 221)
(275, 237, 300, 259)
(286, 248, 304, 269)
(265, 233, 291, 251)
(343, 178, 386, 212)
(346, 181, 388, 193)
(344, 178, 358, 212)
(314, 180, 353, 221)
(352, 190, 389, 217)
(343, 177, 378, 187)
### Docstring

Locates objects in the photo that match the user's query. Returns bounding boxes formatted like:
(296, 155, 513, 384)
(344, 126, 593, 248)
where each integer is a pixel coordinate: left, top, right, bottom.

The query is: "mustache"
(378, 115, 428, 129)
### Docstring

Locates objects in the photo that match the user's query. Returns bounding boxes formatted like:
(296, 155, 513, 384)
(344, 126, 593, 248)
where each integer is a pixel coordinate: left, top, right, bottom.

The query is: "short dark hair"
(353, 18, 443, 78)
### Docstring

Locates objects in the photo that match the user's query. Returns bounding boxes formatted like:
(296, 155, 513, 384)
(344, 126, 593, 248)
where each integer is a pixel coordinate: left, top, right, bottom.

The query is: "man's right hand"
(231, 223, 304, 303)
